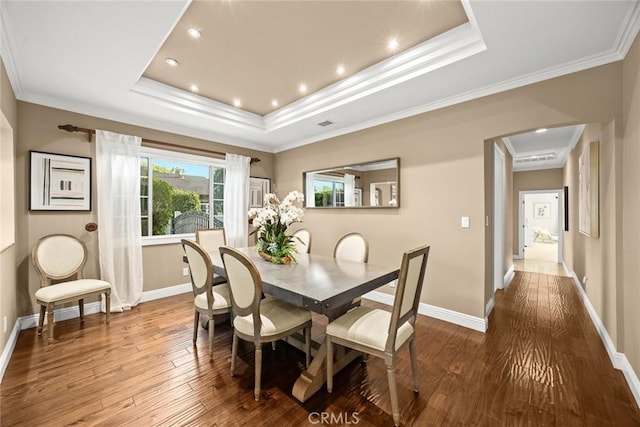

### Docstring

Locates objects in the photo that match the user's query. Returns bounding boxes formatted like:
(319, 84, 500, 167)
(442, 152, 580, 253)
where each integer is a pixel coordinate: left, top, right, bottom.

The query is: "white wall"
(524, 192, 559, 234)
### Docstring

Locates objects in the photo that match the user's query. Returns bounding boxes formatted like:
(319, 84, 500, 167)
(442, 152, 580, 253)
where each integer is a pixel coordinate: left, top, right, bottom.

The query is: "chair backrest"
(181, 239, 214, 301)
(219, 246, 263, 338)
(32, 234, 87, 286)
(333, 232, 368, 263)
(386, 245, 430, 353)
(292, 228, 311, 254)
(196, 228, 226, 255)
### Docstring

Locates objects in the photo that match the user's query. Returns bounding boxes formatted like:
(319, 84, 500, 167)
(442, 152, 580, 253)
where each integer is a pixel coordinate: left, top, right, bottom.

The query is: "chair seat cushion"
(194, 284, 232, 311)
(35, 279, 111, 303)
(234, 297, 311, 337)
(326, 306, 414, 351)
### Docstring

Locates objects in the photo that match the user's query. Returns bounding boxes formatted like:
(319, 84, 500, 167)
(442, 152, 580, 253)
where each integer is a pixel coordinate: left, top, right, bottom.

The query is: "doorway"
(518, 190, 563, 264)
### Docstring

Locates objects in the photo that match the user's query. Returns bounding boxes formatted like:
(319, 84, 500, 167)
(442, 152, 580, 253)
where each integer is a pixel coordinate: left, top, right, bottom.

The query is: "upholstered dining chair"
(219, 246, 312, 400)
(326, 245, 430, 427)
(334, 232, 369, 308)
(195, 228, 228, 285)
(333, 232, 369, 263)
(181, 239, 232, 360)
(292, 228, 311, 254)
(32, 234, 111, 344)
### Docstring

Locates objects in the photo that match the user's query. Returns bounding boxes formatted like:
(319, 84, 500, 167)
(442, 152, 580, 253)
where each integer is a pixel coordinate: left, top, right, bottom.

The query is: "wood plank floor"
(2, 272, 639, 426)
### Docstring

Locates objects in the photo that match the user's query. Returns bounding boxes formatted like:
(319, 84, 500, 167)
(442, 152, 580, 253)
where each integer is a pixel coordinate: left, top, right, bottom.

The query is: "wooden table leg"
(292, 338, 360, 402)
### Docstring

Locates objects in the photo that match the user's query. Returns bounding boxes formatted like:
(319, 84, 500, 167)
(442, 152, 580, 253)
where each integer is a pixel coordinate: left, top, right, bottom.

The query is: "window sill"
(142, 233, 195, 247)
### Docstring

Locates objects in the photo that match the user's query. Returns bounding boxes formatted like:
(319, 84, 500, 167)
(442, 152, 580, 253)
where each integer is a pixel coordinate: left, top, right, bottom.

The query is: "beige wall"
(276, 62, 622, 319)
(511, 169, 564, 255)
(563, 121, 621, 350)
(622, 34, 640, 380)
(0, 56, 18, 355)
(14, 102, 274, 317)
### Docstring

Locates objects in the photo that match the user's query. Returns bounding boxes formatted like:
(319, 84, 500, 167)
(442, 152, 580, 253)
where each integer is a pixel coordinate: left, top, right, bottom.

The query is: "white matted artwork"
(29, 151, 92, 211)
(578, 141, 599, 237)
(533, 202, 551, 219)
(249, 176, 271, 208)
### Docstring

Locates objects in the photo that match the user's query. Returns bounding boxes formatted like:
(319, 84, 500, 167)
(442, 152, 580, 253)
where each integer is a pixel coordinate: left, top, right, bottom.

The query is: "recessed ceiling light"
(190, 84, 199, 92)
(535, 128, 548, 133)
(336, 65, 346, 75)
(387, 39, 399, 51)
(233, 98, 242, 108)
(299, 84, 307, 94)
(271, 99, 279, 108)
(165, 58, 179, 67)
(187, 28, 201, 38)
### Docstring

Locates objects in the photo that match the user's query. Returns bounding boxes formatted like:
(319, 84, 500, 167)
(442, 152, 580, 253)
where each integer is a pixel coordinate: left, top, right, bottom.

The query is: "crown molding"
(570, 124, 586, 150)
(131, 77, 265, 131)
(614, 0, 640, 58)
(18, 89, 273, 153)
(264, 21, 486, 132)
(273, 44, 628, 153)
(0, 1, 24, 98)
(502, 137, 516, 157)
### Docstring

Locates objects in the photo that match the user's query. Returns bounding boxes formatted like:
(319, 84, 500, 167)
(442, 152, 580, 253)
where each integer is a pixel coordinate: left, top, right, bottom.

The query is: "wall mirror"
(303, 158, 399, 208)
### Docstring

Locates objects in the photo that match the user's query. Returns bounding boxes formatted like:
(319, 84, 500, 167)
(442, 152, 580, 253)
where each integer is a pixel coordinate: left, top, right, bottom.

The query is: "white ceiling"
(1, 1, 639, 157)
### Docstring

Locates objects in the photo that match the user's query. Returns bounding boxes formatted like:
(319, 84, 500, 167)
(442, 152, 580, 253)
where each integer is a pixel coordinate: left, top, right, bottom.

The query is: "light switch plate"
(461, 216, 470, 228)
(183, 267, 190, 276)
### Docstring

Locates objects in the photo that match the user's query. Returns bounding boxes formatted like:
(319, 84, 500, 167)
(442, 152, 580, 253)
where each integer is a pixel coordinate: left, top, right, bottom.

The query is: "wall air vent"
(317, 120, 334, 127)
(514, 152, 557, 164)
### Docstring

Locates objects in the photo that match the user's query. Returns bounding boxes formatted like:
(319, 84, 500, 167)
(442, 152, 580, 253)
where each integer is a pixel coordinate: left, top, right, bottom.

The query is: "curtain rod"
(57, 124, 260, 164)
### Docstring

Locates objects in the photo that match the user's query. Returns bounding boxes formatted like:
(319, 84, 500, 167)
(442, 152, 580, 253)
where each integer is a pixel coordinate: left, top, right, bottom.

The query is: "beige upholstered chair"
(333, 232, 369, 263)
(334, 232, 369, 308)
(219, 246, 312, 400)
(326, 245, 430, 426)
(292, 228, 312, 254)
(32, 234, 111, 344)
(181, 239, 232, 360)
(195, 228, 228, 285)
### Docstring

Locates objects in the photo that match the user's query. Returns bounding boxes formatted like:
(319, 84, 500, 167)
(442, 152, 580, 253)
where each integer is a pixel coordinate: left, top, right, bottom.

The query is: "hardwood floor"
(2, 272, 639, 426)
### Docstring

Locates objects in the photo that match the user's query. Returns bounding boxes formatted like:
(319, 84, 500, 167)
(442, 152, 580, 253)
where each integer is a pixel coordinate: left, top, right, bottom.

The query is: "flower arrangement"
(248, 190, 305, 264)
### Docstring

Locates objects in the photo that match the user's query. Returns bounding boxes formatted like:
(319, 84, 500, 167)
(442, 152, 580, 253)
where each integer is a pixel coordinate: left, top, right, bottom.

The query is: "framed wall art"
(578, 141, 599, 237)
(29, 151, 92, 211)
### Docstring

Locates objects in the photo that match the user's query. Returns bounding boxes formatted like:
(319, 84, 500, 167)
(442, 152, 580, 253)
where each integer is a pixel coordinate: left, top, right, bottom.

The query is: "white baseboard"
(0, 319, 21, 383)
(504, 264, 515, 289)
(568, 270, 640, 409)
(363, 290, 487, 333)
(485, 297, 495, 318)
(139, 282, 191, 303)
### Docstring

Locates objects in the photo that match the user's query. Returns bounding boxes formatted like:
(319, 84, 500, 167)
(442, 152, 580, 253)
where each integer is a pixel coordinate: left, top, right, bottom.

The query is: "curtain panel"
(223, 153, 251, 247)
(96, 130, 143, 312)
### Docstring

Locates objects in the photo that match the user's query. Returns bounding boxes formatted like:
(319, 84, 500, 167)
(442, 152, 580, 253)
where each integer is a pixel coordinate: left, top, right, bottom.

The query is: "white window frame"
(140, 146, 226, 246)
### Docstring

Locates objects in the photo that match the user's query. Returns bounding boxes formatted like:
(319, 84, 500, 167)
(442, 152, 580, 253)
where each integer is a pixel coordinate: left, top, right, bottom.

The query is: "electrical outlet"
(583, 276, 588, 288)
(183, 267, 190, 276)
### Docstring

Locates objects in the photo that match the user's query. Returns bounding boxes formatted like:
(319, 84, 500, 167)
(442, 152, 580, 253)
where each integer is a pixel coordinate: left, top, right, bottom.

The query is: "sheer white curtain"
(224, 153, 250, 247)
(96, 130, 143, 312)
(344, 173, 356, 207)
(305, 173, 316, 207)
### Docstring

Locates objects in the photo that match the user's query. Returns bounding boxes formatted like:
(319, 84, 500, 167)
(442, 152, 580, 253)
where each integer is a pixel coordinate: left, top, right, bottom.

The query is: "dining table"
(194, 247, 400, 402)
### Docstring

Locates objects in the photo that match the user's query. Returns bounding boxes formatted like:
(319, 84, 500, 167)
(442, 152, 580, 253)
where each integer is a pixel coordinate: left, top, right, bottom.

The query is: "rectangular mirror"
(303, 158, 399, 208)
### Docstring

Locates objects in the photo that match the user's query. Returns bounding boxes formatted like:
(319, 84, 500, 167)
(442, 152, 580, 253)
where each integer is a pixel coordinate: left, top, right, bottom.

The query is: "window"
(140, 147, 225, 244)
(313, 176, 344, 207)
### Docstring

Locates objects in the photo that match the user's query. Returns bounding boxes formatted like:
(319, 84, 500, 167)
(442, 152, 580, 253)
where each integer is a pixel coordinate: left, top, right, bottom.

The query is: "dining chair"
(334, 232, 369, 308)
(196, 228, 228, 285)
(333, 232, 369, 263)
(292, 228, 312, 254)
(219, 246, 312, 400)
(326, 245, 430, 427)
(32, 234, 111, 344)
(181, 239, 232, 360)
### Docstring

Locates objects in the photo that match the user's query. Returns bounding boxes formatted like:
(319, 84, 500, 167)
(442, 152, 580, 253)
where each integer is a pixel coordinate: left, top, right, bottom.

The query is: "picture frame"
(29, 151, 91, 211)
(249, 176, 271, 208)
(578, 141, 599, 237)
(533, 202, 551, 219)
(354, 188, 363, 207)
